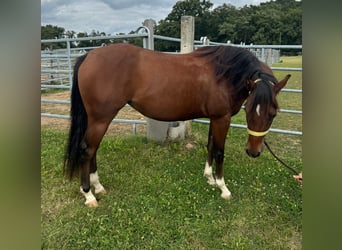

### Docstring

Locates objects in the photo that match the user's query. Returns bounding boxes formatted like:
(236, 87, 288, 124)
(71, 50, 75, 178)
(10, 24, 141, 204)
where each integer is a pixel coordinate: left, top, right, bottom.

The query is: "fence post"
(142, 19, 155, 50)
(143, 19, 171, 142)
(168, 15, 195, 138)
(66, 40, 72, 89)
(181, 16, 195, 53)
(145, 16, 194, 142)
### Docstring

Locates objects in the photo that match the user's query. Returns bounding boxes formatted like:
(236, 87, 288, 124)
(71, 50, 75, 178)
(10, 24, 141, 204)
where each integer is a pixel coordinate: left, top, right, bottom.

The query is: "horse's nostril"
(246, 149, 260, 158)
(245, 149, 250, 156)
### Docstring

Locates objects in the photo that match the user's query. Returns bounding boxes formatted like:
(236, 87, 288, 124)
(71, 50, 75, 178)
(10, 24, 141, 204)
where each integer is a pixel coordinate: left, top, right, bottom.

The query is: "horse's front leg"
(209, 115, 232, 200)
(204, 126, 216, 186)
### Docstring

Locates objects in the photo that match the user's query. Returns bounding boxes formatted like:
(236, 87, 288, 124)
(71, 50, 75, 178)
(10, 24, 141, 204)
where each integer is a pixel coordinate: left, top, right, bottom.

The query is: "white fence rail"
(41, 24, 302, 136)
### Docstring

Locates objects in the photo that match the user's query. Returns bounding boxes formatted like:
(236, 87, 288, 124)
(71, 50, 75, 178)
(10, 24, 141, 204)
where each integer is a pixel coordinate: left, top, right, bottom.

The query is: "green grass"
(41, 56, 302, 249)
(273, 56, 302, 68)
(41, 126, 302, 249)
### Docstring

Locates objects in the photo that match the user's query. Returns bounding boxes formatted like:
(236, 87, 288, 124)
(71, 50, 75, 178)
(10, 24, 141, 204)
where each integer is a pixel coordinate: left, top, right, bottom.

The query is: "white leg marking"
(216, 177, 232, 200)
(204, 161, 216, 186)
(90, 171, 106, 194)
(80, 186, 98, 206)
(256, 104, 261, 116)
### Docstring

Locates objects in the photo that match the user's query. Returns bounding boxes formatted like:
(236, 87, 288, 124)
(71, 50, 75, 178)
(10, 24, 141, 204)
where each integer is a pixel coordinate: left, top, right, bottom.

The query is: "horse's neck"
(230, 90, 249, 116)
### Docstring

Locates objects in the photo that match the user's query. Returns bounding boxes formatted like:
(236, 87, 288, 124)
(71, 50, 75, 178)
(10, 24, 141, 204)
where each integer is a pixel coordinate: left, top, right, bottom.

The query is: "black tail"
(64, 54, 88, 180)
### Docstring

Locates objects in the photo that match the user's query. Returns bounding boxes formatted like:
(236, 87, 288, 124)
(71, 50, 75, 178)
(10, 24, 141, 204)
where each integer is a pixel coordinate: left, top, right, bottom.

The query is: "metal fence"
(41, 25, 302, 136)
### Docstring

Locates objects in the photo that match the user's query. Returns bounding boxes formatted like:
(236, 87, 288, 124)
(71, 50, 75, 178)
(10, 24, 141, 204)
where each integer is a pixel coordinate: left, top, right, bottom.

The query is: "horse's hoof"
(96, 188, 107, 195)
(85, 200, 98, 208)
(221, 192, 232, 200)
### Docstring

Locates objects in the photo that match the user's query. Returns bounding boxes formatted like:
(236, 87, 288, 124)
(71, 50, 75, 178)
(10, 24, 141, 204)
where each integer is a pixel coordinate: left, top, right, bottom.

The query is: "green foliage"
(155, 0, 213, 51)
(155, 0, 302, 51)
(41, 0, 302, 51)
(41, 24, 66, 50)
(41, 24, 65, 40)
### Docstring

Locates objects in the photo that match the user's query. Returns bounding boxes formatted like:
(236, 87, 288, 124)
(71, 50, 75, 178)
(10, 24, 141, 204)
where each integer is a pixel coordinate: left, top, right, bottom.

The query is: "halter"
(246, 78, 272, 137)
(253, 78, 263, 84)
(247, 128, 269, 137)
(252, 78, 275, 86)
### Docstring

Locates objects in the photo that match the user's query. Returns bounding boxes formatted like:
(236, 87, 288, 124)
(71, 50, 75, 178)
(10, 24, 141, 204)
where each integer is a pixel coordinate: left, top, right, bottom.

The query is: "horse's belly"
(129, 101, 205, 121)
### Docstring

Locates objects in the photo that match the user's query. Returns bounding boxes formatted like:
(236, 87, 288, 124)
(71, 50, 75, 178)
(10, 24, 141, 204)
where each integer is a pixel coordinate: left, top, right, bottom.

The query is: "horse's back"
(82, 43, 141, 73)
(76, 44, 142, 116)
(76, 44, 230, 121)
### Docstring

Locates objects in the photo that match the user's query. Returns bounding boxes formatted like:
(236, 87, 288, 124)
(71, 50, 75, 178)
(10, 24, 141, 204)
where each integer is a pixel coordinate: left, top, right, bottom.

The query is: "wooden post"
(173, 15, 195, 137)
(181, 16, 195, 53)
(145, 17, 195, 142)
(143, 19, 155, 50)
(144, 19, 170, 142)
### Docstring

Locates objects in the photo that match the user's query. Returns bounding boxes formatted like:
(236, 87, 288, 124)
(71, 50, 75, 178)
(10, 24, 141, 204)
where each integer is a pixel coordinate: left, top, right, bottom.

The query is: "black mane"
(194, 45, 278, 108)
(251, 72, 279, 112)
(195, 46, 262, 89)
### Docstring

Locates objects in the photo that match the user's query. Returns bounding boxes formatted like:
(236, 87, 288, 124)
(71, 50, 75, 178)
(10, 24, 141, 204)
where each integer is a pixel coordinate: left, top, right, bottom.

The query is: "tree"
(280, 7, 302, 45)
(41, 25, 66, 50)
(209, 4, 238, 42)
(213, 0, 301, 45)
(76, 32, 91, 48)
(252, 0, 302, 45)
(155, 0, 214, 51)
(154, 0, 301, 51)
(41, 24, 65, 39)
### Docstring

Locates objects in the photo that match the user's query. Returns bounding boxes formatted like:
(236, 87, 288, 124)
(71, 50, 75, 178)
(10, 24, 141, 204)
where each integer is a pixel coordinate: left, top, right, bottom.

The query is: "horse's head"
(244, 74, 291, 157)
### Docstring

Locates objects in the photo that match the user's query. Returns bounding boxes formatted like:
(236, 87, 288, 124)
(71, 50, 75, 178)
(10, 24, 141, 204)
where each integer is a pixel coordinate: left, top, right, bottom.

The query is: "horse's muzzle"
(246, 149, 261, 158)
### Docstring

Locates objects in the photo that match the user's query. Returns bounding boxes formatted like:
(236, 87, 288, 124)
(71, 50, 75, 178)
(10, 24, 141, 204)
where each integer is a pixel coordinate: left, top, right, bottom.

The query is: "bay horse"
(64, 44, 290, 207)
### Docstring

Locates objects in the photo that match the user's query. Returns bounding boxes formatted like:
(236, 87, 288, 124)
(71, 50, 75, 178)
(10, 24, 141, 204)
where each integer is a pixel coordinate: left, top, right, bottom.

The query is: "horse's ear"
(274, 74, 291, 94)
(247, 79, 261, 92)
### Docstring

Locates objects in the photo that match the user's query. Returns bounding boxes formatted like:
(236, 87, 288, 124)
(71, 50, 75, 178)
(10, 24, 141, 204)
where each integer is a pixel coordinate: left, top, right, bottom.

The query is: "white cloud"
(41, 0, 271, 34)
(41, 0, 174, 34)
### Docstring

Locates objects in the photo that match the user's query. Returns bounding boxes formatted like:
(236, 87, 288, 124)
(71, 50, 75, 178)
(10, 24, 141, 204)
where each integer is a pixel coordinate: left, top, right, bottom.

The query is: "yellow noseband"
(247, 128, 269, 137)
(246, 78, 272, 137)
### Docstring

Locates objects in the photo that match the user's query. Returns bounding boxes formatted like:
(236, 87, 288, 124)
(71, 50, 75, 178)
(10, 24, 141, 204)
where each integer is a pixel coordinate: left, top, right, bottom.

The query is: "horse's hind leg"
(89, 155, 106, 195)
(80, 118, 112, 207)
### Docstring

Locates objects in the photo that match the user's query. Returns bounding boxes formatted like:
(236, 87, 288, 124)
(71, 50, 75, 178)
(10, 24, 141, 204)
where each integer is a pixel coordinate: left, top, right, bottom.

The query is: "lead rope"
(264, 139, 300, 175)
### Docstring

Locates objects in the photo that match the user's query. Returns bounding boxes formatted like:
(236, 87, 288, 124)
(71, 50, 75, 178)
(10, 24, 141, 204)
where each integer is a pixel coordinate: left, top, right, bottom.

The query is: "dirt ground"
(41, 90, 147, 135)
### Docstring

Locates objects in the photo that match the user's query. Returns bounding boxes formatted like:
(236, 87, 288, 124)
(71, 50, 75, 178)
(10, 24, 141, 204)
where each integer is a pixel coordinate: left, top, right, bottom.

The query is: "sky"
(41, 0, 271, 35)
